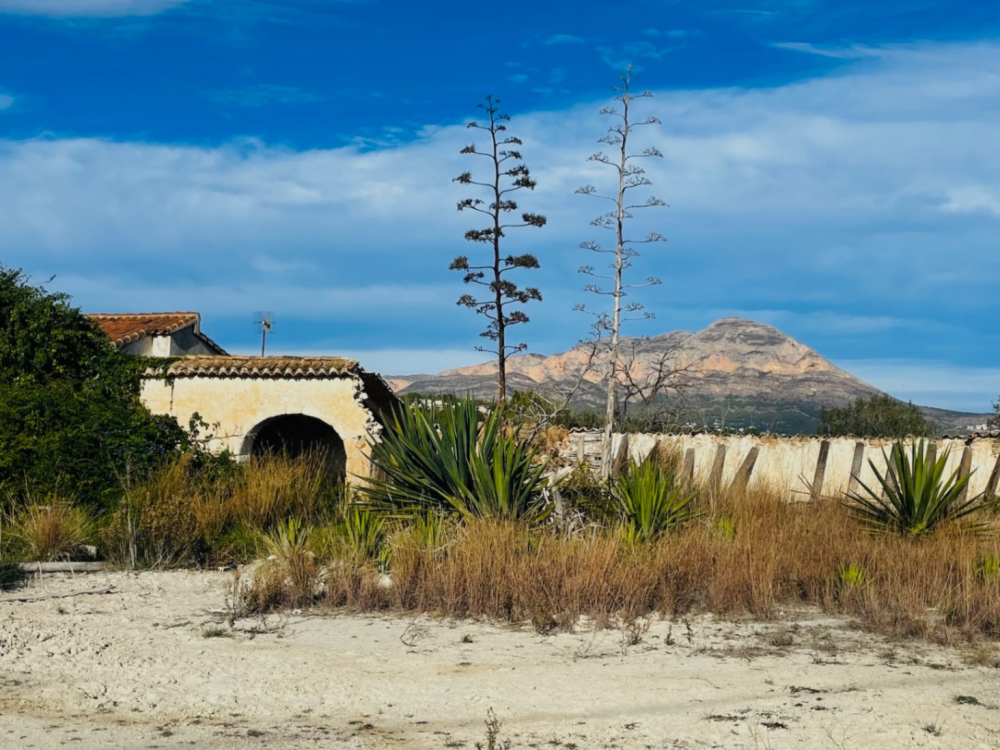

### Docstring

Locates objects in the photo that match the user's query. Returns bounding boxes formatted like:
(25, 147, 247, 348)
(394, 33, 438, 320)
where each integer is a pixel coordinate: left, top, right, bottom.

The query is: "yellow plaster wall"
(141, 376, 378, 480)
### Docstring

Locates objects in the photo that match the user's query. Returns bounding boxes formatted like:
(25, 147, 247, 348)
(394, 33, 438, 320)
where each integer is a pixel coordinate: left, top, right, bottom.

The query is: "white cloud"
(4, 39, 1000, 401)
(0, 0, 192, 17)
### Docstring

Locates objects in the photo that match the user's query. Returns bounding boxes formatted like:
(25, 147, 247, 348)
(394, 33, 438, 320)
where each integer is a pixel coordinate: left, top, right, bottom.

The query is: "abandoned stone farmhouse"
(88, 312, 396, 480)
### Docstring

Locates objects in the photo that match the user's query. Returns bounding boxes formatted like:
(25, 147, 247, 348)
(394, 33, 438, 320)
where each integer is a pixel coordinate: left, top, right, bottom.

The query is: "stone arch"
(242, 413, 347, 479)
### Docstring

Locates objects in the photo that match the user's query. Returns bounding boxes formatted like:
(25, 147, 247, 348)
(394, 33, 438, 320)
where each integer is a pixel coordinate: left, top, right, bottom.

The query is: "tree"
(450, 95, 547, 406)
(575, 66, 666, 477)
(818, 394, 935, 438)
(990, 395, 999, 430)
(0, 267, 189, 508)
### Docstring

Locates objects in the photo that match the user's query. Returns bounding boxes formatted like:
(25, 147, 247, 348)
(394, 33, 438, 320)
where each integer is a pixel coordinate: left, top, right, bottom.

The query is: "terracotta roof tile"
(88, 312, 200, 348)
(157, 355, 361, 379)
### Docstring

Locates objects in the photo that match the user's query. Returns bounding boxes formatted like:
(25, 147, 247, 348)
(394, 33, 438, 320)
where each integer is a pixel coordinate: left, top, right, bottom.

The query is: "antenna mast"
(253, 311, 276, 356)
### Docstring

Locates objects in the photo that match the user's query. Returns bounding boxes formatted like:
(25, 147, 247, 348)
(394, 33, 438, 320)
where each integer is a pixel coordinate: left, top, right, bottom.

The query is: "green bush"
(819, 394, 935, 438)
(612, 459, 696, 543)
(844, 440, 987, 536)
(0, 267, 190, 509)
(359, 399, 550, 523)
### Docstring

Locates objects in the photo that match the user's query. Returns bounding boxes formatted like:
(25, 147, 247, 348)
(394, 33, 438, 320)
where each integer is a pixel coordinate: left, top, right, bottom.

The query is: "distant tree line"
(817, 394, 935, 439)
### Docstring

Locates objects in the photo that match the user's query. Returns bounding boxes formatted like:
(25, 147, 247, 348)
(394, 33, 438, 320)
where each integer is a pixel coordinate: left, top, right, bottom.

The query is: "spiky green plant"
(837, 562, 868, 590)
(844, 440, 987, 537)
(342, 506, 386, 564)
(264, 517, 310, 559)
(359, 399, 550, 523)
(612, 459, 696, 543)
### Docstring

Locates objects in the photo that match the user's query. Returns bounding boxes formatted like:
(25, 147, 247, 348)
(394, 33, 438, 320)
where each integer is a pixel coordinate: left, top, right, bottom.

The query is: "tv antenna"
(253, 311, 276, 356)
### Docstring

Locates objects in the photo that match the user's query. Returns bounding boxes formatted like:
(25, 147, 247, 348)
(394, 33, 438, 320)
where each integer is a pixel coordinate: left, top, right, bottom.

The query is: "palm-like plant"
(360, 399, 550, 523)
(612, 459, 696, 543)
(845, 440, 987, 536)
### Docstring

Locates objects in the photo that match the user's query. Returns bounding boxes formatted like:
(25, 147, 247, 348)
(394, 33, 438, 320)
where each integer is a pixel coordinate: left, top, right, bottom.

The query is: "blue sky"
(2, 0, 1000, 411)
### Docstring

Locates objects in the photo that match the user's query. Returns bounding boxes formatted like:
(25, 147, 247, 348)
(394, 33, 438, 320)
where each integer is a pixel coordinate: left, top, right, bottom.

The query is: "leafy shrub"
(819, 394, 935, 438)
(360, 399, 550, 523)
(0, 267, 191, 509)
(612, 459, 696, 543)
(845, 440, 987, 536)
(557, 463, 615, 524)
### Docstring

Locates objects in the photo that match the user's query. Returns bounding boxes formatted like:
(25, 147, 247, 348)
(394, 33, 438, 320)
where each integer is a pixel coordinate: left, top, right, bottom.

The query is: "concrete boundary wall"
(562, 432, 1000, 500)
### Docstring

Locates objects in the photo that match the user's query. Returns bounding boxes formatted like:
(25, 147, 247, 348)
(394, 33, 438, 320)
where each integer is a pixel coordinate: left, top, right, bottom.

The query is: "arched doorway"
(245, 414, 347, 478)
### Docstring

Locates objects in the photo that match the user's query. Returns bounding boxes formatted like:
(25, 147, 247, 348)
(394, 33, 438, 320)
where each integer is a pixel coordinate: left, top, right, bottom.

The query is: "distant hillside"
(387, 318, 990, 435)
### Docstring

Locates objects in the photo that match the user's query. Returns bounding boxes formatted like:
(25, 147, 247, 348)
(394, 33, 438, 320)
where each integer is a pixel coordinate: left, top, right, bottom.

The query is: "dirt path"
(2, 571, 998, 749)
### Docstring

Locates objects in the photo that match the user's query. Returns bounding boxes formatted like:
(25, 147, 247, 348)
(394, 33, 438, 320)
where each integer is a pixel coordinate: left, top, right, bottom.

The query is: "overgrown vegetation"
(0, 266, 192, 509)
(819, 393, 935, 438)
(845, 441, 988, 536)
(359, 399, 550, 523)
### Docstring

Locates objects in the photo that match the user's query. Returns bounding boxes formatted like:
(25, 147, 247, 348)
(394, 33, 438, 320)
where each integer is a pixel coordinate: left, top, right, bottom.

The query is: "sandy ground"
(1, 571, 999, 750)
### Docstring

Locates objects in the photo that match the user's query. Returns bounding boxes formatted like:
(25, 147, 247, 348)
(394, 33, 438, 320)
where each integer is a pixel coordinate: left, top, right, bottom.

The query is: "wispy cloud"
(0, 93, 12, 111)
(5, 41, 1000, 405)
(596, 39, 679, 69)
(0, 0, 192, 17)
(543, 33, 585, 45)
(507, 74, 529, 84)
(208, 84, 322, 107)
(773, 41, 877, 59)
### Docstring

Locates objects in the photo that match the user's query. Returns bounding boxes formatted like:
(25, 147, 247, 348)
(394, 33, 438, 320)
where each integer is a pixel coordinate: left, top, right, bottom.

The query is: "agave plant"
(342, 506, 386, 564)
(359, 399, 550, 523)
(612, 459, 696, 543)
(845, 440, 987, 537)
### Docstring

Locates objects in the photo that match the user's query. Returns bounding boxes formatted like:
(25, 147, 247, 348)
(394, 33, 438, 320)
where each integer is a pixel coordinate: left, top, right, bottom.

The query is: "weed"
(475, 708, 511, 750)
(201, 626, 233, 639)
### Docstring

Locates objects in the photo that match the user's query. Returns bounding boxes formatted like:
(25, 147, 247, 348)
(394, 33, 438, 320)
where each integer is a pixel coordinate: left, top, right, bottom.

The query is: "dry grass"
(9, 502, 93, 562)
(101, 453, 343, 569)
(322, 482, 1000, 642)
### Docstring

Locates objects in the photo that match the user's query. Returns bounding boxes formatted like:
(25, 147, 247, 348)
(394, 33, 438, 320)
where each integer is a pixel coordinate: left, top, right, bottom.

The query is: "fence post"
(730, 447, 759, 492)
(682, 448, 695, 485)
(848, 441, 865, 494)
(957, 445, 974, 502)
(986, 451, 1000, 498)
(810, 440, 831, 500)
(709, 443, 727, 491)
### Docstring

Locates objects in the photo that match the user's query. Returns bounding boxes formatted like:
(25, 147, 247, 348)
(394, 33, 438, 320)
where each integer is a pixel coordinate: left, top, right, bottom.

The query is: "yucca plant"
(612, 459, 696, 543)
(342, 506, 386, 564)
(359, 399, 550, 523)
(845, 440, 987, 537)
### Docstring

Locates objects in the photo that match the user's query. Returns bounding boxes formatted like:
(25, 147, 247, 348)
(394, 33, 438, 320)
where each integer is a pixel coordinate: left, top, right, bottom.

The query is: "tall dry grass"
(6, 502, 94, 562)
(323, 482, 1000, 641)
(101, 452, 344, 568)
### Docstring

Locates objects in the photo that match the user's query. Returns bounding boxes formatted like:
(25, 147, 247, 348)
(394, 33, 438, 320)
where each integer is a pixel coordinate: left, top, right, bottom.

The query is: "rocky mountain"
(387, 318, 987, 434)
